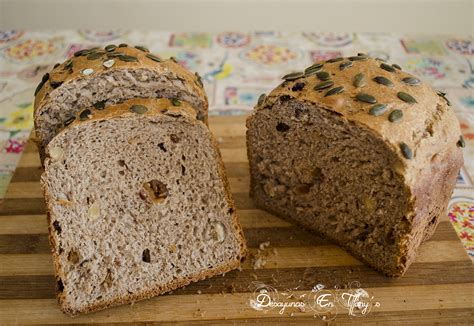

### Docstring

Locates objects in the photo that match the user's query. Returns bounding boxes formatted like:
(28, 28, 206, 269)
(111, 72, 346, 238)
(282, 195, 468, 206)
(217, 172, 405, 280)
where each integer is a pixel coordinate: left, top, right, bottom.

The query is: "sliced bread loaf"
(246, 55, 464, 277)
(41, 98, 246, 315)
(34, 45, 207, 162)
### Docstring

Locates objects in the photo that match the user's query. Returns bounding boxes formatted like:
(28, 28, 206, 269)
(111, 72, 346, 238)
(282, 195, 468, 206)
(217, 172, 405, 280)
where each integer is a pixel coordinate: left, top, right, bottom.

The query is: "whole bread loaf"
(246, 55, 464, 277)
(34, 45, 207, 162)
(41, 98, 246, 315)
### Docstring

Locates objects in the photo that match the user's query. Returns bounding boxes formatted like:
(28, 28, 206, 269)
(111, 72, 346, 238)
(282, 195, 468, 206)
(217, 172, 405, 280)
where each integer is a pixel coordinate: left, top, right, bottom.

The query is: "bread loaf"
(246, 55, 464, 277)
(41, 98, 246, 315)
(34, 45, 207, 162)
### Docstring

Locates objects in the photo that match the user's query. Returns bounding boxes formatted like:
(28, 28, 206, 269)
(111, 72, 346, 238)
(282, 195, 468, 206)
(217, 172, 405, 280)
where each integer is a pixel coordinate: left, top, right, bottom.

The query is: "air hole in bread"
(276, 122, 290, 132)
(57, 279, 64, 292)
(142, 249, 151, 263)
(181, 165, 186, 175)
(118, 159, 126, 167)
(158, 143, 167, 152)
(170, 134, 179, 143)
(52, 220, 62, 234)
(294, 184, 311, 195)
(143, 179, 168, 203)
(67, 249, 79, 264)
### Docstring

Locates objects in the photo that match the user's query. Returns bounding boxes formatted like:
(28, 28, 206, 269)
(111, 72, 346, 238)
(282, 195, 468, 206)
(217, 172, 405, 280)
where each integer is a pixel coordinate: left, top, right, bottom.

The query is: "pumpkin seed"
(392, 64, 402, 70)
(353, 73, 366, 88)
(356, 93, 377, 104)
(373, 76, 394, 87)
(368, 104, 388, 116)
(282, 71, 304, 81)
(171, 98, 181, 106)
(170, 56, 178, 63)
(53, 63, 60, 69)
(146, 53, 162, 62)
(135, 45, 149, 52)
(106, 52, 124, 58)
(436, 90, 446, 96)
(105, 44, 117, 52)
(73, 49, 89, 57)
(195, 72, 203, 87)
(258, 94, 266, 106)
(130, 105, 148, 114)
(42, 73, 50, 83)
(118, 43, 128, 47)
(349, 55, 368, 61)
(314, 80, 334, 90)
(103, 59, 115, 68)
(357, 53, 367, 56)
(380, 63, 396, 72)
(63, 116, 76, 126)
(316, 71, 330, 81)
(81, 68, 94, 76)
(325, 86, 344, 97)
(399, 142, 413, 159)
(304, 63, 323, 75)
(457, 135, 465, 148)
(93, 101, 106, 110)
(87, 52, 103, 60)
(34, 73, 48, 96)
(339, 61, 353, 70)
(397, 92, 417, 104)
(119, 55, 138, 62)
(64, 59, 73, 69)
(327, 57, 343, 63)
(50, 80, 63, 89)
(34, 83, 43, 96)
(388, 109, 403, 122)
(402, 77, 420, 85)
(79, 109, 92, 121)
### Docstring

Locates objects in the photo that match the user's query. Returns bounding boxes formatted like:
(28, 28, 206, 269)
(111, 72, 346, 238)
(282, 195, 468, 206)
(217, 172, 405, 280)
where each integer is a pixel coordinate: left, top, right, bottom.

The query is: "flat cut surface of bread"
(41, 98, 246, 315)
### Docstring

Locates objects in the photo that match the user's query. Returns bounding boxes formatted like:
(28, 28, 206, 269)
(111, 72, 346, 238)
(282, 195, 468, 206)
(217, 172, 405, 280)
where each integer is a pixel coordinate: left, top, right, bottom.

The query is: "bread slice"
(246, 55, 463, 277)
(34, 45, 207, 162)
(41, 98, 246, 315)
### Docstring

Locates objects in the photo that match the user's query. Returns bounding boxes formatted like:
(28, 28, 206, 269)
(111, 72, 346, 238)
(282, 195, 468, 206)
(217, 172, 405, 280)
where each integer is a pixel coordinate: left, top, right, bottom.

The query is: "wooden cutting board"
(0, 116, 473, 324)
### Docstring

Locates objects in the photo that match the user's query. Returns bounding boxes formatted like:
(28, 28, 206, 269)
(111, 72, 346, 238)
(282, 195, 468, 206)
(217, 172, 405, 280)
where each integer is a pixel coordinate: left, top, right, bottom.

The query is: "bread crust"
(34, 46, 207, 117)
(41, 98, 246, 316)
(33, 45, 208, 164)
(247, 56, 464, 277)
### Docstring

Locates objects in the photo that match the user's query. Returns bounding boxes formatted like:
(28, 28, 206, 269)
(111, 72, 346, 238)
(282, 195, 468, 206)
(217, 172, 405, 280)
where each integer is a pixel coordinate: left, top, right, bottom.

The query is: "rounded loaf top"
(256, 54, 464, 185)
(33, 44, 207, 112)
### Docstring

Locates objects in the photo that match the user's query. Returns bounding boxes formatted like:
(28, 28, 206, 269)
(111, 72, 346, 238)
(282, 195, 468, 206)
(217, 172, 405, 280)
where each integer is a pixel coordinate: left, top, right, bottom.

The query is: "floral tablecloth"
(0, 30, 472, 257)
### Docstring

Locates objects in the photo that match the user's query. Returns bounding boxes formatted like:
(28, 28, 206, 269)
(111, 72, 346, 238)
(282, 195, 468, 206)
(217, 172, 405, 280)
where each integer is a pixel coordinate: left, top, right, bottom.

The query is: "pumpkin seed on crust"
(130, 105, 148, 114)
(397, 92, 417, 104)
(325, 86, 344, 97)
(356, 93, 377, 104)
(368, 104, 388, 116)
(353, 73, 366, 88)
(388, 109, 403, 122)
(399, 142, 413, 159)
(373, 76, 394, 87)
(282, 71, 304, 81)
(314, 80, 334, 90)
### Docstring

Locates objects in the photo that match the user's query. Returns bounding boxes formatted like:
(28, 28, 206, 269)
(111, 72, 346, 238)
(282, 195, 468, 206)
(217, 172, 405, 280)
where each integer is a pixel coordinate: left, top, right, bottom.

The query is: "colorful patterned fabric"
(0, 30, 472, 257)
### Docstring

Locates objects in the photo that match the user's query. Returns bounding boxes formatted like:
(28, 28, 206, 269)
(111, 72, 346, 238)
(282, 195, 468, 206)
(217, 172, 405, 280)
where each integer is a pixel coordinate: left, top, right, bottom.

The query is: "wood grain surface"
(0, 116, 473, 324)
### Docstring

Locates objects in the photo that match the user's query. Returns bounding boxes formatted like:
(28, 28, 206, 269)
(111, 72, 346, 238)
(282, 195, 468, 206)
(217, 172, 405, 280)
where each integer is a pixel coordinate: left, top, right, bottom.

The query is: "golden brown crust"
(34, 45, 207, 116)
(42, 98, 247, 316)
